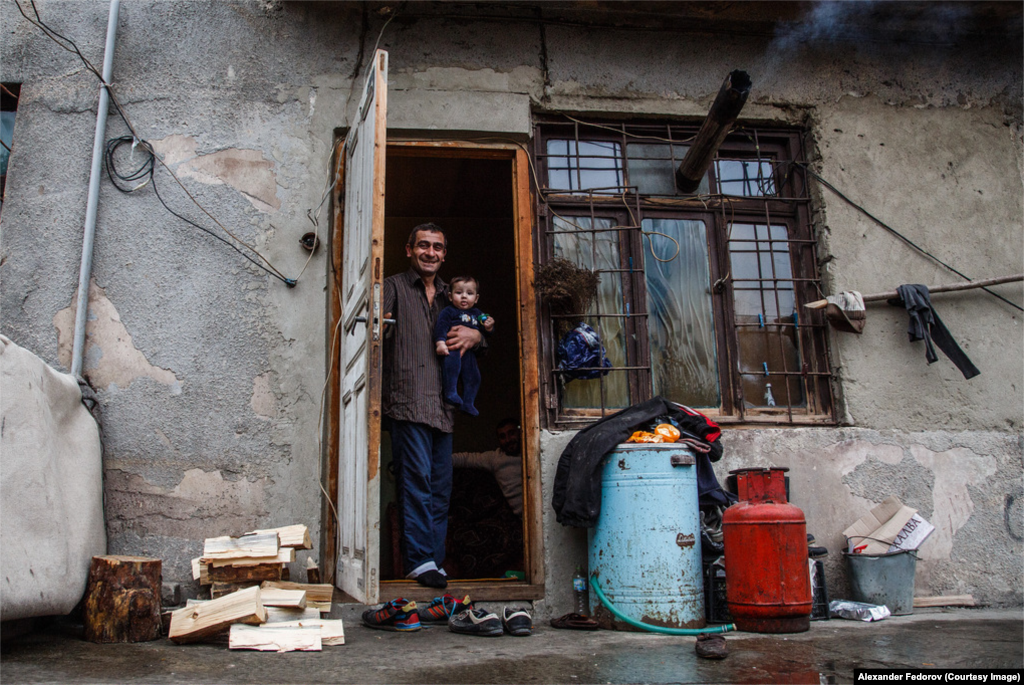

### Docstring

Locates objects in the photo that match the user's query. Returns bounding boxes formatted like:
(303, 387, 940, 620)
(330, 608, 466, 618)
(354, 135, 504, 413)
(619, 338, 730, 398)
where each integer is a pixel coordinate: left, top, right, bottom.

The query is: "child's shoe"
(361, 598, 421, 631)
(420, 594, 474, 624)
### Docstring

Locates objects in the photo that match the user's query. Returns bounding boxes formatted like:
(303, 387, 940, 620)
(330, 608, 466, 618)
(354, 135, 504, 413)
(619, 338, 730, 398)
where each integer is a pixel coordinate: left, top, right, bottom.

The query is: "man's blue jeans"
(387, 419, 453, 577)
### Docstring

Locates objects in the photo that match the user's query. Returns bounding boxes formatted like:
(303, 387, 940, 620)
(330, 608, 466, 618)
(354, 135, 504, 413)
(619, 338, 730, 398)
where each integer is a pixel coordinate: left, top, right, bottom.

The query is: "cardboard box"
(844, 495, 934, 555)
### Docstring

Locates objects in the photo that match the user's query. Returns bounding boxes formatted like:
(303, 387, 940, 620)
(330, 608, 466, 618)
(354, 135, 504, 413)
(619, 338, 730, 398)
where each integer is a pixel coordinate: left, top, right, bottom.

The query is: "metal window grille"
(534, 117, 835, 427)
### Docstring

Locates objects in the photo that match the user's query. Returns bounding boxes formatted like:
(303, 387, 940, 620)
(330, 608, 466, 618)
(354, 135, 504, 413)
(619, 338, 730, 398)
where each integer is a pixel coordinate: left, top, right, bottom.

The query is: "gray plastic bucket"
(844, 550, 917, 615)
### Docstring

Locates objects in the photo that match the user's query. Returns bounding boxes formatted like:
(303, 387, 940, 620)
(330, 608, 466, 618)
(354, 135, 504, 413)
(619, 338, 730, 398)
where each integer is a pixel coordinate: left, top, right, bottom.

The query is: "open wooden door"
(336, 49, 388, 604)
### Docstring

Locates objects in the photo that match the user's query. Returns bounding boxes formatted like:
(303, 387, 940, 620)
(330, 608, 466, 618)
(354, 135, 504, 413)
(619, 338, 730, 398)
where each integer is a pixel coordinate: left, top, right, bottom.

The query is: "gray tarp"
(1, 335, 106, 621)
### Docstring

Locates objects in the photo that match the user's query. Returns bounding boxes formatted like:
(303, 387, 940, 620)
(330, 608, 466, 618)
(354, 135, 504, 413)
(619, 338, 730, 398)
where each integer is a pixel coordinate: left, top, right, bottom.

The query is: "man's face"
(497, 424, 521, 456)
(406, 229, 446, 277)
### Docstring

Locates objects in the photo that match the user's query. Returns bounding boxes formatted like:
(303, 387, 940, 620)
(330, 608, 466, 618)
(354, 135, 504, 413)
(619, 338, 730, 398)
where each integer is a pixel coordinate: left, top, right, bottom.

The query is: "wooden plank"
(260, 581, 333, 605)
(913, 595, 976, 608)
(260, 588, 307, 609)
(244, 525, 312, 550)
(207, 563, 283, 585)
(381, 580, 544, 603)
(204, 548, 295, 568)
(229, 624, 321, 652)
(323, 142, 345, 589)
(513, 147, 545, 589)
(168, 586, 266, 644)
(203, 533, 280, 560)
(265, 606, 321, 623)
(271, 619, 345, 646)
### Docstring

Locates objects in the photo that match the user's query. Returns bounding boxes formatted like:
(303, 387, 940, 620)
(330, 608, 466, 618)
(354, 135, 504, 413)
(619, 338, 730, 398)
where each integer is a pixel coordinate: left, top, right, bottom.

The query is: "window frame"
(1, 83, 21, 210)
(532, 116, 836, 428)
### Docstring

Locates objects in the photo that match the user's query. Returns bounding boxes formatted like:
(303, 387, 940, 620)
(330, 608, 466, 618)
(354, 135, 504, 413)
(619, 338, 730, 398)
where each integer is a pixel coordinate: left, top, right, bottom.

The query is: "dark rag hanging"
(551, 397, 734, 528)
(891, 284, 980, 380)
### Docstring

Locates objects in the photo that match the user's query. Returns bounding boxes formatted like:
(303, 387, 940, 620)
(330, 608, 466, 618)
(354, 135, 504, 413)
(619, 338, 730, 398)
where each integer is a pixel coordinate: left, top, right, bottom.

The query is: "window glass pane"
(0, 111, 14, 177)
(553, 216, 629, 409)
(643, 218, 720, 407)
(546, 140, 623, 194)
(627, 143, 709, 195)
(715, 159, 776, 196)
(728, 222, 804, 408)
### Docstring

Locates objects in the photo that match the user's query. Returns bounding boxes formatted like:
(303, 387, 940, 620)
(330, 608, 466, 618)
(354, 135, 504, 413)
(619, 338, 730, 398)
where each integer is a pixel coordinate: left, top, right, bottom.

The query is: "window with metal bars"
(533, 117, 835, 427)
(1, 83, 20, 213)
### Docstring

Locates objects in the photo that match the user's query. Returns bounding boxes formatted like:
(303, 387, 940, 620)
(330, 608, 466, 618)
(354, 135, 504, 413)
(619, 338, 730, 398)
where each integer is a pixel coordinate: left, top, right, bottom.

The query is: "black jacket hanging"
(892, 284, 980, 380)
(551, 396, 733, 528)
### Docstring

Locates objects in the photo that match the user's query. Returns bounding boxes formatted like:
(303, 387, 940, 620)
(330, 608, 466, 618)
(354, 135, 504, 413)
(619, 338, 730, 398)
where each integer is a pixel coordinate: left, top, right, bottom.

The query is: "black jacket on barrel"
(551, 396, 731, 528)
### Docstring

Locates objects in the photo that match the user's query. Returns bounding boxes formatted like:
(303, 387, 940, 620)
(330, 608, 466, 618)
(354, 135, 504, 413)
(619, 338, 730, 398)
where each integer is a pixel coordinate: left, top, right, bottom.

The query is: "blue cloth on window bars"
(557, 323, 612, 382)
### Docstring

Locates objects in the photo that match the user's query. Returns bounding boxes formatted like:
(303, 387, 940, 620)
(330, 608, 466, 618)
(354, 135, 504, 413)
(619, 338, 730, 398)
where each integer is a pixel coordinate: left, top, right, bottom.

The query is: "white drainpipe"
(71, 0, 121, 378)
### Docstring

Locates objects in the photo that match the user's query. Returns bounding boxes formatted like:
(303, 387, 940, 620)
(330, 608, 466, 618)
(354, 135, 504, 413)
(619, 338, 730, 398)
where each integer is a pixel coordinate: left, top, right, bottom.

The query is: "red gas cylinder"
(722, 467, 811, 633)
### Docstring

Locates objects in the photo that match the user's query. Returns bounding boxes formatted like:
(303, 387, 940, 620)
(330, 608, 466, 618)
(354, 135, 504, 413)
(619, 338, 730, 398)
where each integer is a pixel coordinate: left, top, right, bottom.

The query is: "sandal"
(695, 633, 728, 659)
(550, 612, 600, 630)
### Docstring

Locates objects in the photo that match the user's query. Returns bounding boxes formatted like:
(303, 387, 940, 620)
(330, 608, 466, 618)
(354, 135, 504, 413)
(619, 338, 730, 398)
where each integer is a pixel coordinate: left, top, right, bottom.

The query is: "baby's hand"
(435, 340, 449, 356)
(482, 315, 495, 332)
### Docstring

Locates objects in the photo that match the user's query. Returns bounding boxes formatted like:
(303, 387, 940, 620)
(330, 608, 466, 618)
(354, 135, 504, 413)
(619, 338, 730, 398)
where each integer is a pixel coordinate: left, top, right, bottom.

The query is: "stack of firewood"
(170, 524, 342, 651)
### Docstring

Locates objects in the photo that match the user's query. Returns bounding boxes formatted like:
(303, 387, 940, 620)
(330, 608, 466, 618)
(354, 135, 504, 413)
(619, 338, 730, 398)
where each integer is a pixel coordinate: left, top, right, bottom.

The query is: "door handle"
(353, 316, 396, 325)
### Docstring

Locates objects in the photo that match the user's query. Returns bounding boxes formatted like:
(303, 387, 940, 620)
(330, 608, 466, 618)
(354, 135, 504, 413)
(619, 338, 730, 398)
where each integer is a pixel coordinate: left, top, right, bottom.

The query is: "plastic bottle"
(572, 566, 590, 616)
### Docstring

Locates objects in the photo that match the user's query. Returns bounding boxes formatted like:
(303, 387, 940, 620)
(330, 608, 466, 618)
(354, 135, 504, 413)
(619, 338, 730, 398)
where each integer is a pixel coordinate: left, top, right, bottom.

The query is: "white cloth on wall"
(1, 335, 106, 621)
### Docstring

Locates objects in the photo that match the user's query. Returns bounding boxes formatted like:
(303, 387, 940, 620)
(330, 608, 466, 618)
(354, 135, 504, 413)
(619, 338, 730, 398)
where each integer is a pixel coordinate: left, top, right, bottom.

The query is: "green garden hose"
(590, 574, 736, 635)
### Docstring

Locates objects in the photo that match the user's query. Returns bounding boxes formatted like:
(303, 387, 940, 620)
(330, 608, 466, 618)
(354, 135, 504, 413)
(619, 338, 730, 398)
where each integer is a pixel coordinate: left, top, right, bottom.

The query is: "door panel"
(336, 49, 388, 604)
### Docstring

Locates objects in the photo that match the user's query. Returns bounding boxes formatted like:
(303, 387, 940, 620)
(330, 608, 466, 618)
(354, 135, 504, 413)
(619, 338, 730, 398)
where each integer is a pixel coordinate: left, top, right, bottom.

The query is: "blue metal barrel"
(588, 444, 705, 630)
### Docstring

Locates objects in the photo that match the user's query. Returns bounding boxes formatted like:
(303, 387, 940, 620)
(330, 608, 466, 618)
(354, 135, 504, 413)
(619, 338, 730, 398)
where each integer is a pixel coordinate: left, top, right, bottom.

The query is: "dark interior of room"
(379, 151, 525, 581)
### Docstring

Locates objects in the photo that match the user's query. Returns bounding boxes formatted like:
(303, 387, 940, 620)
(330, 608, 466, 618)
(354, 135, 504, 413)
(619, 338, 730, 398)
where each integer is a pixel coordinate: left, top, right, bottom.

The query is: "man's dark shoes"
(361, 598, 421, 632)
(695, 633, 728, 659)
(415, 569, 447, 589)
(501, 607, 532, 636)
(420, 594, 473, 623)
(448, 608, 503, 637)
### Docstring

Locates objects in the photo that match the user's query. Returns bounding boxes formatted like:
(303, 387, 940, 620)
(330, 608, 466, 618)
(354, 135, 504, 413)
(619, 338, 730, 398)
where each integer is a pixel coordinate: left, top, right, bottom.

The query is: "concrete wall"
(1, 2, 1020, 606)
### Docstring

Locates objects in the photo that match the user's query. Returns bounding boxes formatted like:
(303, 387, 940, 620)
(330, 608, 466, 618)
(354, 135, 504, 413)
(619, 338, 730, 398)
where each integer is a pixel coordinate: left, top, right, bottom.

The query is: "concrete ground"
(1, 606, 1021, 684)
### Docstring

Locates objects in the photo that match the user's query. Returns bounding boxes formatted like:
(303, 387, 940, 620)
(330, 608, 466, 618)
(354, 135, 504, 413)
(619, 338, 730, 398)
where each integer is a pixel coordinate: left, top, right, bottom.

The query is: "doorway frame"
(324, 139, 544, 601)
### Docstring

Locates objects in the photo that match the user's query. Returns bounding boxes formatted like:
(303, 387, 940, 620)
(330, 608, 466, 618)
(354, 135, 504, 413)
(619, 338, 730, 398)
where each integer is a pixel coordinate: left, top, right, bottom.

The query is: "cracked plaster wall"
(1, 2, 1020, 599)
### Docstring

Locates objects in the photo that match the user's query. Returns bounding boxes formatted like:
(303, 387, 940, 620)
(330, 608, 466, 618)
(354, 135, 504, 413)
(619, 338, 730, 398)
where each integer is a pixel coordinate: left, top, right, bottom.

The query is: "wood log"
(259, 588, 307, 608)
(244, 525, 312, 550)
(229, 624, 321, 652)
(202, 533, 279, 560)
(272, 619, 345, 645)
(306, 557, 322, 583)
(204, 547, 295, 567)
(191, 557, 210, 586)
(265, 606, 321, 623)
(260, 581, 333, 604)
(211, 582, 259, 599)
(913, 595, 976, 608)
(83, 555, 163, 643)
(207, 562, 284, 584)
(168, 586, 266, 644)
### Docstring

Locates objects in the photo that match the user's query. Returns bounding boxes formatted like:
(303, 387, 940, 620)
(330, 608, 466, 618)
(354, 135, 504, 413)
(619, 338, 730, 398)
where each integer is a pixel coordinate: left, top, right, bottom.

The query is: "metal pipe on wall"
(71, 0, 121, 378)
(675, 70, 752, 194)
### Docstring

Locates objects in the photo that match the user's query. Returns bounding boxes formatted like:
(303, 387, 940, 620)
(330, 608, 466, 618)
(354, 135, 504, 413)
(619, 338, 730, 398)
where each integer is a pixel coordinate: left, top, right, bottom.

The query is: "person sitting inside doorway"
(451, 418, 523, 516)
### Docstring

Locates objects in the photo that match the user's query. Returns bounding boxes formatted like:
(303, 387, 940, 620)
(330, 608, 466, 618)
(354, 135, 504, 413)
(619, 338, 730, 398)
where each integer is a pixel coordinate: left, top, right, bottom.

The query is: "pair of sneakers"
(361, 594, 474, 632)
(448, 606, 532, 637)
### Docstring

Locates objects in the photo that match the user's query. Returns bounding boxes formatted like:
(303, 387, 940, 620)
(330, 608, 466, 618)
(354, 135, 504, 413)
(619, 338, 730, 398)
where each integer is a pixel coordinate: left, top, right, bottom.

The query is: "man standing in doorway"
(382, 223, 483, 589)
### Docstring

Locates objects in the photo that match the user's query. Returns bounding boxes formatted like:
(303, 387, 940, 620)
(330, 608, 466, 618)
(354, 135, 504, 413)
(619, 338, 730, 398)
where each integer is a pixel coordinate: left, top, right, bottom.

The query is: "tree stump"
(83, 555, 162, 643)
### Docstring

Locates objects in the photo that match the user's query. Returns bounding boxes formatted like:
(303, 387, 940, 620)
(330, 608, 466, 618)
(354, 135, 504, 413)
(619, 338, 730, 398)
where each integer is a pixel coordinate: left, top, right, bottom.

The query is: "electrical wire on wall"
(16, 0, 301, 287)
